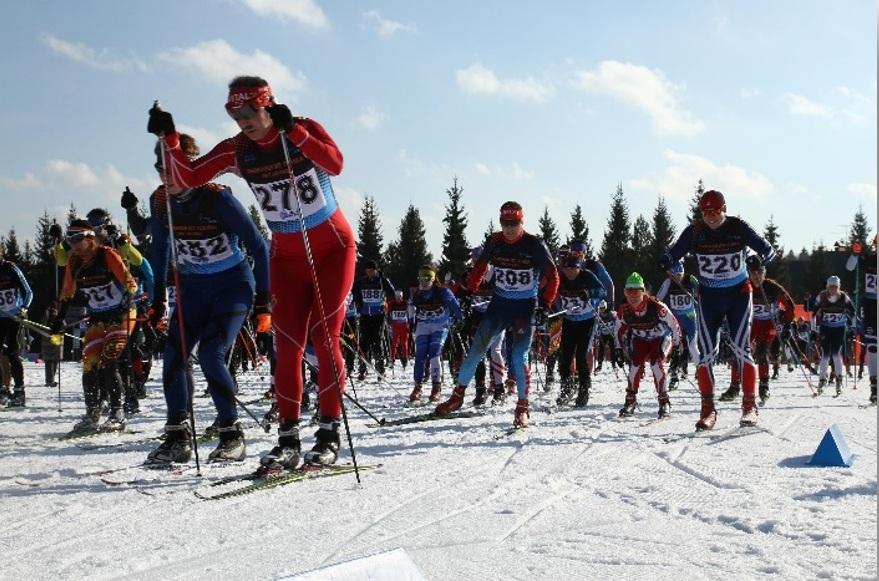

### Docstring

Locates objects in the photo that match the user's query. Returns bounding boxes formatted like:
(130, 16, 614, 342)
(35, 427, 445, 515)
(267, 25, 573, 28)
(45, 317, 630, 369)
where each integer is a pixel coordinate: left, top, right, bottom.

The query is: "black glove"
(121, 187, 138, 210)
(614, 348, 626, 368)
(49, 316, 64, 334)
(533, 306, 548, 327)
(104, 223, 119, 240)
(149, 300, 166, 326)
(658, 254, 673, 271)
(781, 323, 792, 341)
(266, 103, 295, 133)
(147, 104, 176, 136)
(253, 291, 271, 316)
(48, 223, 63, 241)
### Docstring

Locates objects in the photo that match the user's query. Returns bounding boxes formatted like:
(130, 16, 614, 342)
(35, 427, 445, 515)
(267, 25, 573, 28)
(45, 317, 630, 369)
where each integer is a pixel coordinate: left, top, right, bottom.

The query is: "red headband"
(225, 85, 273, 111)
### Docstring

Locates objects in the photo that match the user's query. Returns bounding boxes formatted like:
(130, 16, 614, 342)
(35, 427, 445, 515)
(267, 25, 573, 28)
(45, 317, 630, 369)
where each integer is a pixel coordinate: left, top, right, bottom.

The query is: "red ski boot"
(513, 399, 529, 428)
(434, 386, 466, 415)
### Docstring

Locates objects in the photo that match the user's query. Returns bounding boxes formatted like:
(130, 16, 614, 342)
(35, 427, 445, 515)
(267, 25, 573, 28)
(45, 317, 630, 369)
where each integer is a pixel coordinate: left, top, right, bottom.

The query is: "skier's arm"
(657, 300, 682, 346)
(443, 288, 463, 322)
(118, 238, 144, 267)
(53, 242, 70, 267)
(592, 262, 614, 303)
(286, 118, 344, 176)
(59, 263, 77, 301)
(535, 240, 559, 306)
(163, 135, 239, 189)
(215, 188, 270, 296)
(105, 249, 138, 296)
(148, 194, 171, 300)
(655, 279, 671, 302)
(382, 276, 396, 299)
(138, 257, 155, 301)
(740, 219, 776, 264)
(662, 224, 694, 266)
(10, 262, 33, 311)
(466, 238, 494, 294)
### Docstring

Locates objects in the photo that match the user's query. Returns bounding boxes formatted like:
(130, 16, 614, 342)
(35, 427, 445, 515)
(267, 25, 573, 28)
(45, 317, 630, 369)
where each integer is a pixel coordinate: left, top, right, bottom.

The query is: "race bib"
(697, 252, 744, 281)
(417, 307, 443, 321)
(175, 234, 233, 266)
(81, 282, 123, 311)
(362, 289, 383, 305)
(0, 288, 19, 312)
(166, 285, 177, 310)
(493, 268, 537, 293)
(249, 170, 327, 224)
(667, 293, 693, 311)
(866, 272, 876, 295)
(822, 312, 846, 326)
(560, 296, 590, 314)
(390, 309, 408, 322)
(753, 303, 772, 320)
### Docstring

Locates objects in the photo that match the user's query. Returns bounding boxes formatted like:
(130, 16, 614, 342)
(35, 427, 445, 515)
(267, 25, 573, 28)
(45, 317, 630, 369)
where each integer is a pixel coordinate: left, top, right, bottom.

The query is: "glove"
(49, 316, 64, 334)
(266, 103, 295, 133)
(533, 306, 548, 327)
(147, 104, 176, 136)
(253, 291, 272, 333)
(658, 254, 673, 271)
(104, 223, 119, 240)
(149, 301, 166, 326)
(121, 187, 139, 210)
(48, 223, 63, 241)
(810, 330, 819, 342)
(614, 348, 626, 368)
(781, 324, 792, 341)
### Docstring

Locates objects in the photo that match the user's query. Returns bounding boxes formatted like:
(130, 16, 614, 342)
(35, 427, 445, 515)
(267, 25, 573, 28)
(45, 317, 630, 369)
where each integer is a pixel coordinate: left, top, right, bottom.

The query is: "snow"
(1, 360, 876, 580)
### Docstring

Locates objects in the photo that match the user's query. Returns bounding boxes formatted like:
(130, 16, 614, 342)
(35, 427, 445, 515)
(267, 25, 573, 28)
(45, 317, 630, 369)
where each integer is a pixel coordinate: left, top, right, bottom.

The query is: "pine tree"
(648, 195, 676, 286)
(66, 203, 78, 226)
(537, 206, 561, 257)
(357, 196, 384, 267)
(4, 229, 24, 265)
(569, 204, 590, 251)
(687, 179, 706, 224)
(438, 177, 470, 282)
(805, 243, 829, 297)
(762, 215, 789, 286)
(30, 211, 60, 318)
(848, 204, 873, 249)
(248, 204, 270, 240)
(483, 220, 495, 242)
(630, 215, 653, 291)
(383, 204, 432, 291)
(599, 184, 633, 304)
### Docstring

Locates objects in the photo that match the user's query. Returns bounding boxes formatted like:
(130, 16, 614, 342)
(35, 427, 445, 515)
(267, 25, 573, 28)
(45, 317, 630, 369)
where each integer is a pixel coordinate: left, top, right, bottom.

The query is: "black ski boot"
(657, 394, 671, 419)
(203, 418, 220, 440)
(758, 380, 770, 405)
(8, 387, 25, 408)
(668, 373, 679, 392)
(619, 390, 637, 417)
(0, 388, 11, 407)
(208, 422, 246, 463)
(146, 419, 193, 465)
(771, 365, 779, 380)
(491, 384, 506, 406)
(102, 407, 126, 432)
(817, 377, 827, 396)
(123, 385, 140, 417)
(870, 377, 877, 405)
(304, 418, 341, 466)
(472, 386, 488, 407)
(260, 421, 301, 474)
(718, 382, 740, 402)
(556, 378, 576, 406)
(574, 383, 590, 408)
(70, 407, 102, 435)
(835, 376, 843, 397)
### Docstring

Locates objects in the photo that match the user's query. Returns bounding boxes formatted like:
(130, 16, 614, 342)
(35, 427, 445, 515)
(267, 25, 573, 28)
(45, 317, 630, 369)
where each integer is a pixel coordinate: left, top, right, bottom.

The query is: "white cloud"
(395, 149, 452, 177)
(237, 0, 329, 29)
(456, 64, 554, 104)
(157, 39, 308, 98)
(0, 173, 40, 191)
(630, 149, 773, 202)
(848, 183, 877, 199)
(571, 60, 704, 137)
(40, 33, 150, 73)
(333, 185, 366, 217)
(783, 93, 833, 118)
(362, 10, 417, 37)
(358, 105, 387, 130)
(470, 162, 534, 180)
(474, 163, 492, 176)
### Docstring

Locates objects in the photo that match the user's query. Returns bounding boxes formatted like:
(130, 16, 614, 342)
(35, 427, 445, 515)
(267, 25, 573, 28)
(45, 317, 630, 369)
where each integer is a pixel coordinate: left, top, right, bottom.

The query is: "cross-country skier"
(51, 220, 138, 433)
(655, 260, 699, 391)
(387, 290, 411, 369)
(659, 190, 775, 430)
(408, 265, 463, 404)
(553, 255, 607, 407)
(846, 237, 877, 404)
(0, 246, 33, 407)
(145, 142, 270, 465)
(149, 75, 356, 469)
(352, 260, 396, 379)
(593, 303, 619, 373)
(434, 201, 559, 428)
(615, 272, 680, 418)
(811, 275, 856, 396)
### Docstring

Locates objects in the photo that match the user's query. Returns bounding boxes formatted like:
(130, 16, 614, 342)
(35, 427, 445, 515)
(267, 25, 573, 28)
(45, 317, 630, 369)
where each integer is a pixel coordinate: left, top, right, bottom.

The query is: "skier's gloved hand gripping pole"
(275, 101, 361, 483)
(153, 100, 202, 477)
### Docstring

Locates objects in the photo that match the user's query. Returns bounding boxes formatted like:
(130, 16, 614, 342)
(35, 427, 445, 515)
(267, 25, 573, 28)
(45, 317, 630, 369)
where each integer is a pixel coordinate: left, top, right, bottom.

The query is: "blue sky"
(0, 1, 875, 257)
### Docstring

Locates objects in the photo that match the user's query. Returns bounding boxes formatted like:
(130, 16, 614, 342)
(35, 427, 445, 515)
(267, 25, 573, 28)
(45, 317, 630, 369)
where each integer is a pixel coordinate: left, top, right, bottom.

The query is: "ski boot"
(870, 377, 877, 405)
(657, 394, 671, 419)
(667, 374, 679, 392)
(203, 418, 220, 440)
(70, 407, 102, 436)
(835, 376, 843, 397)
(817, 377, 827, 396)
(263, 401, 279, 423)
(208, 422, 246, 463)
(491, 384, 506, 406)
(740, 394, 758, 427)
(435, 386, 466, 415)
(429, 382, 442, 402)
(8, 387, 25, 408)
(304, 418, 340, 466)
(574, 382, 590, 408)
(123, 388, 140, 417)
(472, 387, 488, 407)
(408, 383, 423, 404)
(556, 378, 576, 406)
(259, 421, 301, 474)
(718, 382, 740, 402)
(771, 365, 779, 380)
(146, 419, 193, 465)
(513, 399, 529, 428)
(618, 390, 637, 417)
(758, 380, 770, 405)
(102, 408, 126, 432)
(695, 396, 717, 431)
(0, 387, 12, 407)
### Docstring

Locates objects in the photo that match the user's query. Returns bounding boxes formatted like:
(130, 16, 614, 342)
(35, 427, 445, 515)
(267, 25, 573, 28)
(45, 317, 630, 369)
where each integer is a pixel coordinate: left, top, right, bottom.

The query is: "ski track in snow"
(0, 361, 876, 580)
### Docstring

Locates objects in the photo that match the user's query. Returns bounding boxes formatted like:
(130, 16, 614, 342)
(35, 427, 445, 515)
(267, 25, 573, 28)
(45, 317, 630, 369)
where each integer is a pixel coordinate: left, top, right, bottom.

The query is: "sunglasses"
(624, 288, 644, 295)
(702, 208, 723, 216)
(226, 103, 260, 121)
(500, 220, 521, 227)
(66, 232, 93, 244)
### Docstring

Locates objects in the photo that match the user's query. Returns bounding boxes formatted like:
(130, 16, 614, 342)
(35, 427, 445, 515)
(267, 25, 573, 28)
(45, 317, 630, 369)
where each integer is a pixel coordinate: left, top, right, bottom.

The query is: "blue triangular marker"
(808, 424, 854, 467)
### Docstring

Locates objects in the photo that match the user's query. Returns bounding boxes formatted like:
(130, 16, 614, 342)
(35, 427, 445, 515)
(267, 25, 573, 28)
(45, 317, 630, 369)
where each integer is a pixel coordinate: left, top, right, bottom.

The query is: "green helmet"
(625, 272, 645, 290)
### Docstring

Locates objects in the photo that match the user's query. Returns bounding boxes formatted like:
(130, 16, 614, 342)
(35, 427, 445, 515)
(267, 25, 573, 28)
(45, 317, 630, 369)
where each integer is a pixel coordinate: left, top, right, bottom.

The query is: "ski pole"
(341, 336, 408, 399)
(278, 129, 360, 483)
(155, 105, 201, 477)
